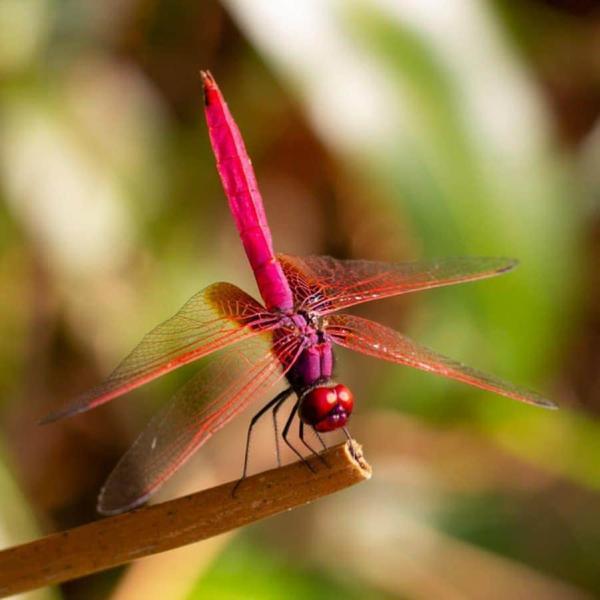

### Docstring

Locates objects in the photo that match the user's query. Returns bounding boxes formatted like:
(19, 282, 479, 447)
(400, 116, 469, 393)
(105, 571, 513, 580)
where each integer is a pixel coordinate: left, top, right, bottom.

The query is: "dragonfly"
(42, 71, 556, 516)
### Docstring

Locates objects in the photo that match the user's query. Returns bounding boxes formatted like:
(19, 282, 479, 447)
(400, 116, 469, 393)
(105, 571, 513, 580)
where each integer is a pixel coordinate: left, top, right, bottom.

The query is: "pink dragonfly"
(42, 72, 556, 515)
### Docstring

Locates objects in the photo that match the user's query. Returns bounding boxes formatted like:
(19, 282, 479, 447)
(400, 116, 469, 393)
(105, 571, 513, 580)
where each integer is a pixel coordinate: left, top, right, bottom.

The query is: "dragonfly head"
(299, 383, 354, 432)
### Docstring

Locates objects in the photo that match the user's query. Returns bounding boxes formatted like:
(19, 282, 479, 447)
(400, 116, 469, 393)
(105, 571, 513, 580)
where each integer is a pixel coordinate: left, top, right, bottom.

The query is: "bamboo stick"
(0, 440, 370, 597)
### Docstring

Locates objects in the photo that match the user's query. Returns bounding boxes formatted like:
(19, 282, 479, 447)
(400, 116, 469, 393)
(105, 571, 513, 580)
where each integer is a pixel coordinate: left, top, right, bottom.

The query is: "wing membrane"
(279, 254, 517, 314)
(326, 314, 556, 409)
(42, 282, 278, 423)
(98, 329, 302, 515)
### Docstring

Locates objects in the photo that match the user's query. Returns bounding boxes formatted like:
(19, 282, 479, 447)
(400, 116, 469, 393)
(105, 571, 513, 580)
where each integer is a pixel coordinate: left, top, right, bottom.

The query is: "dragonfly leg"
(272, 390, 296, 467)
(271, 391, 291, 468)
(282, 401, 315, 473)
(299, 421, 329, 467)
(232, 387, 293, 498)
(313, 428, 328, 451)
(342, 425, 358, 460)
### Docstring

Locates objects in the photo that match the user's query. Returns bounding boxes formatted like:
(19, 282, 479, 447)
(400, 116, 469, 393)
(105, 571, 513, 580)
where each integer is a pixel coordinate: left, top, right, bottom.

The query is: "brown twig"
(0, 440, 370, 597)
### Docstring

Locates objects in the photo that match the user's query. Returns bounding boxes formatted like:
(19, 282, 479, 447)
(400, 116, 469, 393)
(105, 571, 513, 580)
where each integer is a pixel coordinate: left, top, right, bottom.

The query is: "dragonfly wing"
(279, 254, 517, 314)
(42, 282, 279, 423)
(326, 314, 556, 409)
(97, 328, 302, 515)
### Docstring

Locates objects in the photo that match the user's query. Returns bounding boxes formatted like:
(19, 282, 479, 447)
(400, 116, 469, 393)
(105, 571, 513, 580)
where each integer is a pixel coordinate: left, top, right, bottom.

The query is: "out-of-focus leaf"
(0, 58, 170, 368)
(189, 536, 383, 600)
(0, 0, 51, 74)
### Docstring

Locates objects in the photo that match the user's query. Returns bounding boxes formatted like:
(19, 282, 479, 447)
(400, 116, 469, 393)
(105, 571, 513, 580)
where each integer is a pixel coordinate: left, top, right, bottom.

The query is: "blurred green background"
(1, 0, 599, 598)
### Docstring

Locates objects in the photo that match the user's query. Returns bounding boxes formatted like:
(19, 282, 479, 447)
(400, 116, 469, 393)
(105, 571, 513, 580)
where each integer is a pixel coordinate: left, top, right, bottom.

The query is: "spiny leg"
(272, 392, 293, 465)
(342, 426, 352, 443)
(282, 400, 315, 473)
(299, 421, 329, 467)
(342, 425, 358, 460)
(232, 387, 293, 497)
(313, 428, 328, 451)
(271, 389, 292, 468)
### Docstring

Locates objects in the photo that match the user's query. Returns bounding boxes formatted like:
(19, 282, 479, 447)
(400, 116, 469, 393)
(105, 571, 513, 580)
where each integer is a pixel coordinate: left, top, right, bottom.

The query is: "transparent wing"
(42, 282, 279, 423)
(326, 314, 556, 409)
(97, 328, 302, 515)
(279, 254, 517, 314)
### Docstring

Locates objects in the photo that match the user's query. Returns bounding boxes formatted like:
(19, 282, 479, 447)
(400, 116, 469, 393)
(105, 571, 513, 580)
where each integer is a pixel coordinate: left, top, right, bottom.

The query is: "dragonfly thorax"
(280, 310, 322, 334)
(299, 383, 354, 432)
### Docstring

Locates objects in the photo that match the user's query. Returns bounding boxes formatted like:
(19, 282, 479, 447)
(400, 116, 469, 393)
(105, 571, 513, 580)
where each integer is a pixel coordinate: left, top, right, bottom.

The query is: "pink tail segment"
(202, 71, 294, 312)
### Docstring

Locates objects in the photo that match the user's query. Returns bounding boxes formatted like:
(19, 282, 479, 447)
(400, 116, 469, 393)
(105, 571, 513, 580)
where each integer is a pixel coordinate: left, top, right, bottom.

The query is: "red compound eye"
(299, 387, 337, 424)
(299, 384, 354, 432)
(334, 384, 354, 413)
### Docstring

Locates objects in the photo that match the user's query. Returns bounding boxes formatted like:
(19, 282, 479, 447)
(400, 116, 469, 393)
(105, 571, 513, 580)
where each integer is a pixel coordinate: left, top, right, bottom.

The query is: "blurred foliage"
(189, 536, 385, 600)
(0, 0, 599, 598)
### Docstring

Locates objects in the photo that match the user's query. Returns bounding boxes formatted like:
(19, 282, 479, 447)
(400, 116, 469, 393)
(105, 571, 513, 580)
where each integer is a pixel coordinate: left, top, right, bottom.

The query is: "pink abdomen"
(203, 73, 294, 312)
